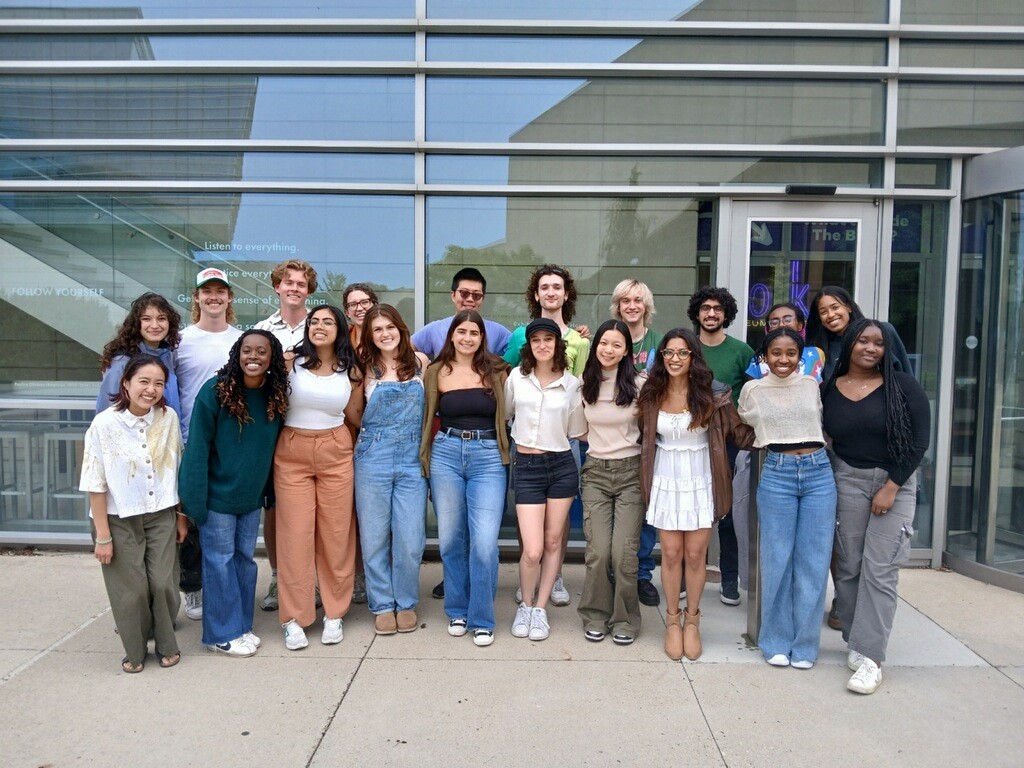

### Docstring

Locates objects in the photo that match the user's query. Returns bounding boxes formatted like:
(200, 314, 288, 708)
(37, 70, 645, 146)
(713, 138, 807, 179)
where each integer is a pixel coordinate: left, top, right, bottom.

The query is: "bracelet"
(94, 537, 113, 546)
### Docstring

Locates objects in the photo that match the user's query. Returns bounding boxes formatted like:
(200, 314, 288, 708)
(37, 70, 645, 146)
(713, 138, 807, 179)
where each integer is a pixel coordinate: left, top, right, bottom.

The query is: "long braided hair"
(824, 318, 914, 467)
(215, 330, 289, 428)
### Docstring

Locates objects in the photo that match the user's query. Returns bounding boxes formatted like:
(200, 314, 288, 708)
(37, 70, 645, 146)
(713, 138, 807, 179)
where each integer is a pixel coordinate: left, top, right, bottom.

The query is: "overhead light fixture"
(785, 184, 838, 196)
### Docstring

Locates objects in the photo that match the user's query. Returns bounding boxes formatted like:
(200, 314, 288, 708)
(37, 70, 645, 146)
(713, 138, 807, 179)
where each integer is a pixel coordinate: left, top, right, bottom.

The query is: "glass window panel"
(0, 76, 414, 140)
(888, 200, 950, 546)
(0, 0, 413, 19)
(428, 35, 885, 66)
(427, 155, 883, 187)
(0, 192, 415, 347)
(901, 0, 1024, 26)
(900, 41, 1024, 69)
(0, 152, 415, 183)
(0, 35, 415, 61)
(428, 77, 885, 146)
(898, 83, 1024, 147)
(895, 159, 951, 189)
(428, 0, 885, 22)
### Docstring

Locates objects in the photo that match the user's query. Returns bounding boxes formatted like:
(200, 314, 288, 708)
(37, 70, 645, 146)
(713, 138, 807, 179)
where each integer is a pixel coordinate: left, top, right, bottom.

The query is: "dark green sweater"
(178, 378, 283, 525)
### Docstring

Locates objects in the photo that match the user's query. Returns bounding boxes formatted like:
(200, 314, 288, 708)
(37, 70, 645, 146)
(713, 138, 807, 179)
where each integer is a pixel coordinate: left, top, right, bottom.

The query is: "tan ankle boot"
(683, 608, 702, 660)
(664, 608, 683, 660)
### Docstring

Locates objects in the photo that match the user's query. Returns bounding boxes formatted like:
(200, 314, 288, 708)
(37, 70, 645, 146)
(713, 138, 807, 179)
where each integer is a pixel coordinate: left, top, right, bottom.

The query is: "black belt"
(442, 427, 497, 440)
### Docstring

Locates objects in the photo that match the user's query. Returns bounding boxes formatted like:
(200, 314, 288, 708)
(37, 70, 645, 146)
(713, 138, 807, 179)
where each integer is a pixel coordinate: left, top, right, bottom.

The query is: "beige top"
(737, 372, 825, 448)
(505, 367, 587, 452)
(582, 375, 641, 460)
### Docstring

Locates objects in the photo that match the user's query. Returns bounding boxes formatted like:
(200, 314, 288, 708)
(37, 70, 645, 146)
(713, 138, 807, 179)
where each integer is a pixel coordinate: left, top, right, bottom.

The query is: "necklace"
(844, 375, 878, 390)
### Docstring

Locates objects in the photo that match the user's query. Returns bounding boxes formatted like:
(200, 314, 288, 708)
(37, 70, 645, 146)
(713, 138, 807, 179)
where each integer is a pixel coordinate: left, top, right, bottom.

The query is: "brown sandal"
(159, 652, 181, 668)
(121, 657, 144, 674)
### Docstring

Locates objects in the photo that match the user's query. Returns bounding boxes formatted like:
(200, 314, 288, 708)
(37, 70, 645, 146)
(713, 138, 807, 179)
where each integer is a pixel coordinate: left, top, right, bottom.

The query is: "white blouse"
(505, 367, 587, 452)
(285, 358, 352, 430)
(79, 406, 182, 519)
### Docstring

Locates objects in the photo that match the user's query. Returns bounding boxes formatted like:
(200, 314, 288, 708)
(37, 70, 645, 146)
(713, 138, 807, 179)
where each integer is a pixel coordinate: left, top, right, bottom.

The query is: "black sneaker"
(828, 597, 841, 630)
(720, 581, 740, 606)
(432, 580, 445, 599)
(637, 579, 660, 607)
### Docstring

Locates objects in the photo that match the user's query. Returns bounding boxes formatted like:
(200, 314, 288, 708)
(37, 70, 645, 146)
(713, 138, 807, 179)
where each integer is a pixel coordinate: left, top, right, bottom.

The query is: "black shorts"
(512, 450, 578, 504)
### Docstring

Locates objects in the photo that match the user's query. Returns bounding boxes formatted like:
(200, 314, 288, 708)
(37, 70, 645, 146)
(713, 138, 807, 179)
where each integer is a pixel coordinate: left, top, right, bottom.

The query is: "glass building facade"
(0, 1, 1022, 587)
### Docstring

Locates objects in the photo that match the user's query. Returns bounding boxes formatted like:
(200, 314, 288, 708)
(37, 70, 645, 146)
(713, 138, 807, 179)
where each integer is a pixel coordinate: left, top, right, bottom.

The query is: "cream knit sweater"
(737, 373, 825, 448)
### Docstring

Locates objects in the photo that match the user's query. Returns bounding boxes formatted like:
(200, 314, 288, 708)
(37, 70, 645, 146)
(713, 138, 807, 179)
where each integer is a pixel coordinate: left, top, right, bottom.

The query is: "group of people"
(81, 259, 929, 697)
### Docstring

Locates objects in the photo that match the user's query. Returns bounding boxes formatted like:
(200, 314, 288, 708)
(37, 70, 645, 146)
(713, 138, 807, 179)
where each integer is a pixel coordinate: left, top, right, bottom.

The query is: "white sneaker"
(243, 631, 261, 649)
(848, 650, 865, 672)
(847, 658, 883, 695)
(791, 659, 814, 670)
(447, 618, 468, 637)
(260, 580, 278, 611)
(511, 602, 533, 638)
(473, 630, 494, 647)
(184, 590, 203, 620)
(208, 636, 255, 657)
(766, 653, 790, 667)
(528, 607, 549, 641)
(515, 586, 523, 603)
(282, 619, 309, 651)
(550, 576, 571, 607)
(321, 617, 344, 645)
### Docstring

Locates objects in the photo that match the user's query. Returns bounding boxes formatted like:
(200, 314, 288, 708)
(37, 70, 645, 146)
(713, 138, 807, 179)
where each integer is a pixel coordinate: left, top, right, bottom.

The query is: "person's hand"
(871, 483, 898, 516)
(176, 513, 189, 543)
(94, 539, 113, 564)
(576, 324, 591, 340)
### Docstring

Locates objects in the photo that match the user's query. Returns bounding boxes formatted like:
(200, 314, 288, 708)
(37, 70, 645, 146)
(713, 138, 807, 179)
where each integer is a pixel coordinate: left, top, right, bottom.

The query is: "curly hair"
(191, 284, 237, 325)
(519, 327, 568, 376)
(100, 293, 181, 372)
(805, 286, 865, 352)
(687, 286, 738, 329)
(582, 320, 638, 407)
(823, 318, 915, 468)
(756, 327, 806, 365)
(108, 353, 169, 412)
(215, 330, 289, 428)
(434, 310, 508, 388)
(638, 328, 715, 429)
(359, 304, 419, 382)
(525, 264, 578, 323)
(271, 259, 318, 295)
(293, 304, 362, 382)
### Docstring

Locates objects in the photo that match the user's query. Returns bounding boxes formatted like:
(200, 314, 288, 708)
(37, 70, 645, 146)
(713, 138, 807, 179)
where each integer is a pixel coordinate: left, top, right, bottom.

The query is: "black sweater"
(822, 371, 930, 487)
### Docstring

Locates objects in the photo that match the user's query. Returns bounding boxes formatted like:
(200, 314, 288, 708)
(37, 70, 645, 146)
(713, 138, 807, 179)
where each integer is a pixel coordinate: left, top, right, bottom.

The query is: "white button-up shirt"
(254, 310, 307, 354)
(79, 406, 182, 519)
(505, 367, 587, 452)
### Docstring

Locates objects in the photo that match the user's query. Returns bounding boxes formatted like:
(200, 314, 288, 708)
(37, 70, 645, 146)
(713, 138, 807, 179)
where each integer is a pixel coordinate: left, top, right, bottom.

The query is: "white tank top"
(285, 358, 352, 430)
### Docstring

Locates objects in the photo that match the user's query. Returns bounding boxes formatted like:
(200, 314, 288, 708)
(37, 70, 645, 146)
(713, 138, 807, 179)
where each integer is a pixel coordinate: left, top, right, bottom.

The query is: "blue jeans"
(430, 431, 506, 631)
(355, 428, 427, 614)
(199, 508, 259, 646)
(756, 448, 837, 662)
(637, 522, 657, 582)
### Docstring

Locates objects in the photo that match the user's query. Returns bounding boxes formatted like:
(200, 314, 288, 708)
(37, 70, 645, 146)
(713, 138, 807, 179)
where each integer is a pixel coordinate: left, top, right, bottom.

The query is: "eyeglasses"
(661, 349, 692, 360)
(767, 315, 797, 328)
(699, 304, 723, 315)
(309, 317, 337, 327)
(345, 298, 374, 311)
(456, 289, 485, 302)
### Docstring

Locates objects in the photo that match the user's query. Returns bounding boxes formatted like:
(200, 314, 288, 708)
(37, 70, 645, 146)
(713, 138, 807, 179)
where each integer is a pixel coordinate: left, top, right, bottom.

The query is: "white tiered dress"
(646, 410, 714, 531)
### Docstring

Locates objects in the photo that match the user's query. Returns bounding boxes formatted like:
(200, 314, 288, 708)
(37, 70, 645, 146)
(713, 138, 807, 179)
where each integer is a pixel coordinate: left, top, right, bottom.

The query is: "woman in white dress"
(638, 328, 752, 661)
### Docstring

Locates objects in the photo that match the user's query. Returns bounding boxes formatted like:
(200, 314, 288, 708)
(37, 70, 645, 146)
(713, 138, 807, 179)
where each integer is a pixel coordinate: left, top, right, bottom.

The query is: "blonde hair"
(609, 279, 655, 329)
(191, 286, 237, 324)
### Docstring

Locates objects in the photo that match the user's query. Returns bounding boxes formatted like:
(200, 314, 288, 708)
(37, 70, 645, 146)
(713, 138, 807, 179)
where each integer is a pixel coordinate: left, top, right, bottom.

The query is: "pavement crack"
(681, 662, 730, 768)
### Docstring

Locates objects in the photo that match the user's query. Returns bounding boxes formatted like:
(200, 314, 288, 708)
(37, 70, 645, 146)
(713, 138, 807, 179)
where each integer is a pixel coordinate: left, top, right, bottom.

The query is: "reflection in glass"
(895, 159, 950, 189)
(0, 76, 414, 141)
(900, 41, 1024, 70)
(0, 193, 415, 360)
(427, 77, 885, 145)
(949, 192, 1024, 575)
(1, 152, 415, 183)
(0, 0, 414, 19)
(427, 0, 885, 22)
(898, 83, 1024, 148)
(427, 155, 883, 187)
(901, 0, 1023, 26)
(0, 34, 415, 61)
(428, 35, 885, 66)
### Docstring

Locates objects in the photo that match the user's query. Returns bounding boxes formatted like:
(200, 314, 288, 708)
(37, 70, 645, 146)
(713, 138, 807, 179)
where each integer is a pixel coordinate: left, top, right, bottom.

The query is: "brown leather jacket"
(639, 381, 755, 521)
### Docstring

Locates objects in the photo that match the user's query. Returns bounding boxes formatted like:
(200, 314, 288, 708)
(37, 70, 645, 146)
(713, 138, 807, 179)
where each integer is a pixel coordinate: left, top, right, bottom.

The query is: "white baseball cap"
(195, 267, 230, 288)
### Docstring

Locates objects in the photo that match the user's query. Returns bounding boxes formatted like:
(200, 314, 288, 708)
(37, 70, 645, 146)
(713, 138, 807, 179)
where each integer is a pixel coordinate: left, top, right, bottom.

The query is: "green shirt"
(178, 379, 283, 525)
(633, 327, 661, 372)
(701, 334, 754, 407)
(503, 324, 590, 377)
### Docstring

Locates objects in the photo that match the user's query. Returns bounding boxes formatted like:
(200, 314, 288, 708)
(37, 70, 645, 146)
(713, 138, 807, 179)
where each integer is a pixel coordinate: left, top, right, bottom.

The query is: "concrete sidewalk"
(1, 552, 1022, 767)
